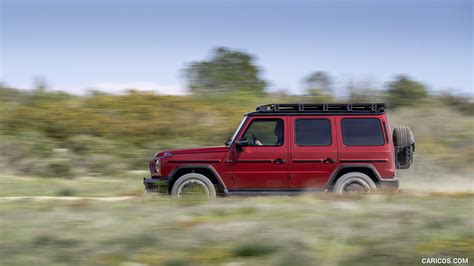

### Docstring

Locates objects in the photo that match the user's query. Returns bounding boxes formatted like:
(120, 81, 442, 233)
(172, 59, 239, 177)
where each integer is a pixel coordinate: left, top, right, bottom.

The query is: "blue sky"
(1, 0, 472, 95)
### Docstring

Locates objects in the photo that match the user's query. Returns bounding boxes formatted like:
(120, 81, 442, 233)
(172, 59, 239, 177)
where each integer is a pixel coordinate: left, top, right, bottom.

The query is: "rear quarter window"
(341, 118, 385, 146)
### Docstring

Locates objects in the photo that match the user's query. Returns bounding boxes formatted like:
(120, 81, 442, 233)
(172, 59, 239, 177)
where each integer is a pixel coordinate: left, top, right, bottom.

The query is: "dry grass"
(1, 194, 473, 265)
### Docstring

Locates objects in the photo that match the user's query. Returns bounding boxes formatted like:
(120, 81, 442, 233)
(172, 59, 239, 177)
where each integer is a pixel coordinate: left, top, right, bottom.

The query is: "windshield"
(229, 116, 248, 144)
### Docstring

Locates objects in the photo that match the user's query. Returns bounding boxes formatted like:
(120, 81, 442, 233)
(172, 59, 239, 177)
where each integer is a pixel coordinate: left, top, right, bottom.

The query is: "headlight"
(155, 158, 161, 174)
(154, 152, 172, 175)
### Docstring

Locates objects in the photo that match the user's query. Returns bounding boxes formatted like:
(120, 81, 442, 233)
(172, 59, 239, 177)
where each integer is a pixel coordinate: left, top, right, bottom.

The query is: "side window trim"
(241, 118, 285, 147)
(294, 118, 332, 147)
(382, 120, 390, 144)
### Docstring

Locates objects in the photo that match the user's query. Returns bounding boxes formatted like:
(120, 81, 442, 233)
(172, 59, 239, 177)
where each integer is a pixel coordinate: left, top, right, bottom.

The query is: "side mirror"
(235, 138, 249, 152)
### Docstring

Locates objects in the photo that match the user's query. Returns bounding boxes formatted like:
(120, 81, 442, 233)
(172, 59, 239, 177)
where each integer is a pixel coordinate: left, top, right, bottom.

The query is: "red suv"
(144, 103, 414, 197)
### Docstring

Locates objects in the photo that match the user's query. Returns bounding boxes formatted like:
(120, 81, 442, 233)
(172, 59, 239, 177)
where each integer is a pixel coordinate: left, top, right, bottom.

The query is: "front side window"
(295, 119, 331, 146)
(341, 118, 385, 146)
(242, 119, 284, 146)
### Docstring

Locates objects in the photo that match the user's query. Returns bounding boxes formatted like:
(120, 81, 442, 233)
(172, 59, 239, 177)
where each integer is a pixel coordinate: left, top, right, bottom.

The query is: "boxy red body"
(145, 104, 403, 195)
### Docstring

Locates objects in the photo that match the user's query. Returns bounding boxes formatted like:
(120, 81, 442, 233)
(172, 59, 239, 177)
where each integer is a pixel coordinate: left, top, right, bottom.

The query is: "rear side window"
(295, 119, 331, 146)
(341, 118, 385, 146)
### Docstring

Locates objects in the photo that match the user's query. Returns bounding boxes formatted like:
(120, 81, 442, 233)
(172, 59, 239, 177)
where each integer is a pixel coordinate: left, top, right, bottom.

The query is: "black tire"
(393, 126, 414, 148)
(171, 173, 216, 198)
(393, 126, 415, 169)
(333, 172, 377, 194)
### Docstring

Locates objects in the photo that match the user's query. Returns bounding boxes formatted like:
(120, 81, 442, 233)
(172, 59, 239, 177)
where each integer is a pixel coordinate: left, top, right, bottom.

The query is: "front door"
(233, 117, 289, 189)
(289, 116, 338, 189)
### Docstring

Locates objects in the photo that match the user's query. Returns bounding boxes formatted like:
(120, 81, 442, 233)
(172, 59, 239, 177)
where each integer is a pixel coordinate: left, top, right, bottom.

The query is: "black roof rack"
(255, 103, 386, 114)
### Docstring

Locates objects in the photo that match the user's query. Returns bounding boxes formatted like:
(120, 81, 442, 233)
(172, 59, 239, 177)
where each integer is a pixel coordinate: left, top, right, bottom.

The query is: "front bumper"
(379, 177, 400, 191)
(143, 177, 170, 194)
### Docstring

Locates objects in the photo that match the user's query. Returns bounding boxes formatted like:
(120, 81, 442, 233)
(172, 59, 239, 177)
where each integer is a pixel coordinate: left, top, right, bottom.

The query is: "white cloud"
(90, 82, 188, 95)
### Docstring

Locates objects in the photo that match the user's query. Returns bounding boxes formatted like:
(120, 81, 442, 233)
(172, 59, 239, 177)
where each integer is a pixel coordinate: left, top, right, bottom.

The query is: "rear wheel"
(171, 173, 216, 198)
(333, 172, 377, 194)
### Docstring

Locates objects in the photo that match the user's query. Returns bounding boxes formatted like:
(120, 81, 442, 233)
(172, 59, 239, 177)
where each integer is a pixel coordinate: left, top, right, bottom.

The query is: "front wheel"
(171, 173, 216, 198)
(333, 172, 377, 194)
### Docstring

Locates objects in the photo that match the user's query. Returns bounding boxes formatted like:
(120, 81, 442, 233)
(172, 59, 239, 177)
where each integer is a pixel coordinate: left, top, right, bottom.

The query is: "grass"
(0, 173, 145, 197)
(0, 194, 473, 265)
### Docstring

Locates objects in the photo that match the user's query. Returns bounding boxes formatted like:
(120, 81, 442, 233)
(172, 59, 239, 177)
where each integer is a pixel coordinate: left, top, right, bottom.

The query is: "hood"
(155, 146, 228, 157)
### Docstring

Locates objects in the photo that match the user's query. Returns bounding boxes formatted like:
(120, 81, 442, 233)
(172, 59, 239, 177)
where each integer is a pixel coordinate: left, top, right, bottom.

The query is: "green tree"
(348, 79, 384, 102)
(303, 71, 333, 102)
(33, 77, 48, 92)
(387, 75, 428, 107)
(184, 47, 266, 96)
(304, 71, 332, 94)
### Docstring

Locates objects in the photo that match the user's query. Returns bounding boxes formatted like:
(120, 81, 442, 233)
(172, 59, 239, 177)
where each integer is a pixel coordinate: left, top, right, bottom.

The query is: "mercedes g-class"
(144, 103, 415, 197)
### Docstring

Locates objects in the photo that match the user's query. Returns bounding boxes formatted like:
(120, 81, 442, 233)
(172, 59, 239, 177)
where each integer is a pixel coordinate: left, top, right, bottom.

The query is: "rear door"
(336, 116, 394, 178)
(232, 116, 290, 189)
(289, 116, 338, 188)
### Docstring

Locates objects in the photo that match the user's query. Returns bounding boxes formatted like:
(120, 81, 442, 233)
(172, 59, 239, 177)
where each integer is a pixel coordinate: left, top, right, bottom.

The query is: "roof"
(247, 103, 387, 116)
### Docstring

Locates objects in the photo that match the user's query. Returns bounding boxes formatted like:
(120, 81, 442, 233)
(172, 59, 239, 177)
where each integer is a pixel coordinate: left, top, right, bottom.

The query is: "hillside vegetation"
(1, 85, 473, 181)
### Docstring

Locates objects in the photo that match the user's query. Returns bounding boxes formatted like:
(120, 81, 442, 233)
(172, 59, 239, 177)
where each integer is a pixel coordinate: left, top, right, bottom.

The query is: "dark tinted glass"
(243, 119, 284, 146)
(295, 119, 331, 146)
(341, 118, 385, 146)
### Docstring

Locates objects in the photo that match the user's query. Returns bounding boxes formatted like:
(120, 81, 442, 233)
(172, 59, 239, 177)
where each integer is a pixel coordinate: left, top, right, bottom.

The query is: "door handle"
(323, 158, 336, 164)
(273, 158, 286, 164)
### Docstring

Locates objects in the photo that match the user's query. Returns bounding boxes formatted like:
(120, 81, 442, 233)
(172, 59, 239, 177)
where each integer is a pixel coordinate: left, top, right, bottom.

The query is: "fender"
(324, 164, 383, 189)
(168, 164, 229, 193)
